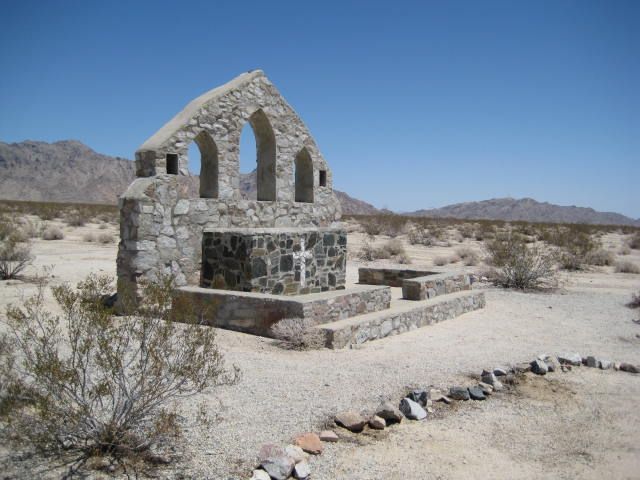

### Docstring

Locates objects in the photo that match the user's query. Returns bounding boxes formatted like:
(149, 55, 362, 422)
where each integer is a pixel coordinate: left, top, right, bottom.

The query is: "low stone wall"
(402, 272, 472, 301)
(173, 285, 391, 336)
(318, 291, 486, 349)
(358, 267, 436, 287)
(202, 227, 346, 295)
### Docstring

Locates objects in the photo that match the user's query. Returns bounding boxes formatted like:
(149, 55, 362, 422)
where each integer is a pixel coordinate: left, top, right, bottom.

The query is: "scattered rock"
(261, 457, 294, 480)
(375, 401, 404, 424)
(293, 461, 311, 479)
(428, 388, 451, 403)
(146, 454, 171, 465)
(493, 367, 508, 376)
(545, 358, 558, 372)
(369, 415, 386, 430)
(513, 362, 532, 374)
(294, 432, 323, 455)
(558, 353, 582, 366)
(481, 371, 504, 390)
(399, 398, 427, 420)
(561, 364, 572, 372)
(449, 386, 470, 401)
(620, 362, 639, 374)
(284, 445, 308, 464)
(599, 359, 613, 370)
(319, 430, 339, 443)
(468, 386, 486, 401)
(478, 382, 493, 395)
(335, 411, 367, 432)
(251, 470, 271, 480)
(530, 359, 548, 375)
(407, 389, 428, 406)
(586, 356, 599, 368)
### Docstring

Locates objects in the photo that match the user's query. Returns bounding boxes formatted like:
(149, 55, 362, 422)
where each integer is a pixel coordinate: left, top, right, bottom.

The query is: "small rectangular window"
(166, 153, 178, 175)
(319, 170, 327, 187)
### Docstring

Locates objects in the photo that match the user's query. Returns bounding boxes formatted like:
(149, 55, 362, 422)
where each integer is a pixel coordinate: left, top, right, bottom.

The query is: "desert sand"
(1, 220, 639, 479)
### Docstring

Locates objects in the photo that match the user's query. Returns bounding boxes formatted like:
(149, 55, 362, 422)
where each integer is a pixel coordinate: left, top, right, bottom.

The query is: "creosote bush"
(0, 216, 34, 280)
(485, 233, 557, 290)
(270, 317, 325, 350)
(627, 291, 640, 309)
(614, 260, 640, 274)
(41, 225, 64, 240)
(0, 274, 238, 467)
(98, 232, 115, 244)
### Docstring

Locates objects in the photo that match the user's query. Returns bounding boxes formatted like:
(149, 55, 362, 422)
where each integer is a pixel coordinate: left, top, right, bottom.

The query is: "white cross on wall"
(293, 238, 314, 287)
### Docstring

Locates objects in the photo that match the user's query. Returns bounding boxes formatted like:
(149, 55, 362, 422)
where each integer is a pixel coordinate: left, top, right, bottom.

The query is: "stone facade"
(201, 228, 346, 295)
(117, 70, 342, 298)
(173, 285, 391, 336)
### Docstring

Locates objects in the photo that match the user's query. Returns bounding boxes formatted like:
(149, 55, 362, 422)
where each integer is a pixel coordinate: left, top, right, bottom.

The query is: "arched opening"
(295, 147, 314, 203)
(239, 109, 276, 201)
(188, 131, 218, 198)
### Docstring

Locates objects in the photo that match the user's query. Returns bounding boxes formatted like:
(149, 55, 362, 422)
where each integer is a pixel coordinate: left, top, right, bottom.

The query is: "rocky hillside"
(408, 197, 640, 227)
(0, 140, 379, 215)
(0, 140, 135, 204)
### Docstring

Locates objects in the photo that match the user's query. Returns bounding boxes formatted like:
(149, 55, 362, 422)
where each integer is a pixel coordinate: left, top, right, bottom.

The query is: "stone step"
(401, 271, 472, 301)
(314, 290, 486, 349)
(173, 284, 391, 336)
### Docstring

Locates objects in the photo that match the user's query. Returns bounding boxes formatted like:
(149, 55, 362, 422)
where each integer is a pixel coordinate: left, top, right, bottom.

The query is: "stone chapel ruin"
(118, 70, 485, 347)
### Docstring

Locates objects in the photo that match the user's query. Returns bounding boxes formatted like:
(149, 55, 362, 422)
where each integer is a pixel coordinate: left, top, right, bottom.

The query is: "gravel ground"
(1, 230, 639, 479)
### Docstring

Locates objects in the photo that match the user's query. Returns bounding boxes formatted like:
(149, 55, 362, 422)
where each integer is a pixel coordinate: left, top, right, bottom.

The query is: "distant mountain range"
(0, 140, 378, 215)
(1, 140, 636, 226)
(407, 197, 640, 227)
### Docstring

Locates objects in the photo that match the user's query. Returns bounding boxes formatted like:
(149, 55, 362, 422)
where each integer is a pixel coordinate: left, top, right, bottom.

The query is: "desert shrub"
(557, 231, 598, 271)
(98, 233, 115, 244)
(433, 256, 448, 266)
(459, 223, 475, 239)
(456, 247, 480, 266)
(619, 246, 631, 255)
(99, 223, 108, 230)
(628, 292, 640, 309)
(41, 226, 64, 240)
(0, 216, 34, 280)
(83, 233, 97, 242)
(407, 227, 433, 246)
(362, 219, 381, 236)
(0, 274, 238, 464)
(385, 239, 405, 256)
(270, 317, 325, 350)
(614, 260, 640, 274)
(585, 248, 615, 266)
(629, 233, 640, 250)
(65, 213, 86, 227)
(485, 233, 557, 290)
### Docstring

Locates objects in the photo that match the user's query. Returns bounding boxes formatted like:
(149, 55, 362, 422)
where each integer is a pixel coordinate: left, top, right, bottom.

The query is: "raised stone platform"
(315, 291, 486, 349)
(358, 267, 436, 287)
(173, 284, 390, 336)
(401, 272, 472, 300)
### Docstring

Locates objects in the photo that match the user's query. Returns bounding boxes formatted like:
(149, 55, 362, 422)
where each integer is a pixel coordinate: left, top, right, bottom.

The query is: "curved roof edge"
(138, 69, 265, 152)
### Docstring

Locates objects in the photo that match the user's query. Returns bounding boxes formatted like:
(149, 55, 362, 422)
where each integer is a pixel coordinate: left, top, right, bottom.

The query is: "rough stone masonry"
(117, 70, 345, 299)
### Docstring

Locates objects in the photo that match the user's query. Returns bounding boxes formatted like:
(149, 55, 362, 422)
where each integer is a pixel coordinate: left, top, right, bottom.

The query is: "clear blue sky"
(1, 0, 638, 218)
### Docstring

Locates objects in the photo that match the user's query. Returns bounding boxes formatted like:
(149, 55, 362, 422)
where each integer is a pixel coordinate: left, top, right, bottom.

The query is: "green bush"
(0, 274, 238, 465)
(486, 233, 557, 290)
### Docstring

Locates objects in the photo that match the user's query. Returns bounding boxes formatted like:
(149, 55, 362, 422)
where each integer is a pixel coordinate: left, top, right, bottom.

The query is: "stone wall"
(201, 228, 346, 295)
(318, 291, 486, 349)
(402, 272, 472, 300)
(117, 70, 342, 300)
(358, 267, 437, 287)
(173, 285, 391, 336)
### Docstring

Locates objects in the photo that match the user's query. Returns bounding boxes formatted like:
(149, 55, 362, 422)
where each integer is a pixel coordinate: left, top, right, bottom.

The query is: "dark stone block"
(252, 258, 267, 277)
(323, 233, 335, 246)
(328, 273, 336, 286)
(272, 282, 284, 294)
(280, 254, 293, 272)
